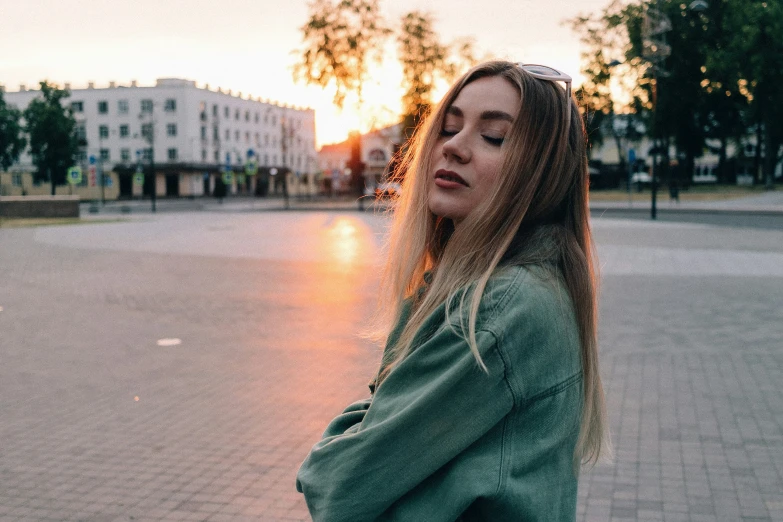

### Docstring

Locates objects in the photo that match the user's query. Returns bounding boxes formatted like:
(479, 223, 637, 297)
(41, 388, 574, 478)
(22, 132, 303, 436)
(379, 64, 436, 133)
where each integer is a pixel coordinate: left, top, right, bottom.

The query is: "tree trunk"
(763, 127, 779, 190)
(754, 119, 762, 185)
(718, 136, 728, 183)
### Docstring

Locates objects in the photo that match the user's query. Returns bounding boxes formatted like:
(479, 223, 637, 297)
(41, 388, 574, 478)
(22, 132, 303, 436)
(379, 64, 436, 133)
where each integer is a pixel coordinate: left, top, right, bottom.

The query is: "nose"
(441, 132, 470, 163)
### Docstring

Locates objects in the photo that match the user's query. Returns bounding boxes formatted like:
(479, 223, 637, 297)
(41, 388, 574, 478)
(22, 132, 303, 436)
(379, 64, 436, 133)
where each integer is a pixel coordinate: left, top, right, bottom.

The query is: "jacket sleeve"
(296, 322, 515, 521)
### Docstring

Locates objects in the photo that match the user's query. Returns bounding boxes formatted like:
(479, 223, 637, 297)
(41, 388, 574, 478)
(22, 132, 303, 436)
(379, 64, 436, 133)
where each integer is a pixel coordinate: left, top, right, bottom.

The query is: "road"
(1, 211, 781, 521)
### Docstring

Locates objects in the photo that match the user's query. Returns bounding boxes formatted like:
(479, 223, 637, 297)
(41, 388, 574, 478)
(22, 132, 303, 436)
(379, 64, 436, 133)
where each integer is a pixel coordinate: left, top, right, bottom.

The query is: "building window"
(254, 112, 259, 123)
(71, 101, 84, 113)
(141, 99, 153, 113)
(118, 100, 129, 114)
(245, 131, 250, 143)
(99, 125, 109, 139)
(12, 173, 22, 187)
(100, 149, 110, 161)
(224, 106, 229, 118)
(141, 123, 153, 140)
(255, 132, 260, 144)
(213, 126, 219, 141)
(98, 101, 108, 114)
(245, 110, 250, 122)
(225, 129, 230, 141)
(164, 99, 176, 112)
(272, 154, 277, 165)
(264, 154, 269, 166)
(235, 130, 239, 141)
(121, 148, 130, 162)
(119, 124, 129, 138)
(214, 150, 219, 161)
(201, 126, 207, 140)
(167, 148, 178, 160)
(265, 134, 269, 146)
(235, 109, 239, 120)
(142, 148, 152, 161)
(212, 104, 218, 117)
(201, 149, 207, 161)
(272, 114, 277, 126)
(166, 123, 177, 137)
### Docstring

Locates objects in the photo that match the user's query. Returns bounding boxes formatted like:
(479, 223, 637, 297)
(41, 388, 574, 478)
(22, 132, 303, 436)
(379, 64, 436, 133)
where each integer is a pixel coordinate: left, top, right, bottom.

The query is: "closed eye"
(440, 129, 459, 137)
(483, 136, 504, 146)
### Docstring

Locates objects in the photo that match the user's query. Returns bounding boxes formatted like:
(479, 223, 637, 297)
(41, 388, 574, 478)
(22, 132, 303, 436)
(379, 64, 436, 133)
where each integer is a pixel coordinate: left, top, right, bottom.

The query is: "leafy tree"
(397, 11, 454, 138)
(568, 2, 649, 167)
(23, 81, 79, 195)
(293, 0, 391, 195)
(0, 90, 26, 171)
(724, 0, 783, 188)
(293, 0, 391, 110)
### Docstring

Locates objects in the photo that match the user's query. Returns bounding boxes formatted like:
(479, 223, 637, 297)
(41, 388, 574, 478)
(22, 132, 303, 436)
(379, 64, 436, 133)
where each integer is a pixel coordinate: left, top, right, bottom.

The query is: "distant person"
(669, 160, 681, 203)
(296, 61, 611, 521)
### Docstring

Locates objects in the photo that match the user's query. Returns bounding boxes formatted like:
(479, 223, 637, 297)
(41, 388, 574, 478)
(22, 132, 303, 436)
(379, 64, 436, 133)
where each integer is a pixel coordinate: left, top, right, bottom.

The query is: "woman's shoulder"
(479, 264, 572, 325)
(479, 264, 582, 400)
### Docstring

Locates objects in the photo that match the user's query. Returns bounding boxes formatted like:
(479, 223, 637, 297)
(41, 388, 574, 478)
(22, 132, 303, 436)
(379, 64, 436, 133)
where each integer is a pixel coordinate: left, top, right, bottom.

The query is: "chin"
(428, 200, 467, 222)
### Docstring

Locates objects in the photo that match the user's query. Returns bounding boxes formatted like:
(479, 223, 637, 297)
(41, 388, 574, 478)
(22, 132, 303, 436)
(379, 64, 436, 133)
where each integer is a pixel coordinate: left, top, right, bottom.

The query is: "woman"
(296, 61, 610, 521)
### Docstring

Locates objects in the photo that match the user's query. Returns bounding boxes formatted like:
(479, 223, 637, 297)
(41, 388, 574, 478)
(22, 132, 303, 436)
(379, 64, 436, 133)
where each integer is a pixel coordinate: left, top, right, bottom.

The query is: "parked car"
(631, 171, 652, 185)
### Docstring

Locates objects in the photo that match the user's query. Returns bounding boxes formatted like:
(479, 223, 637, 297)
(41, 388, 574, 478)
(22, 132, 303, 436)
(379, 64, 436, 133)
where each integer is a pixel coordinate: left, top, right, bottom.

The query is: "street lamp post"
(642, 0, 672, 220)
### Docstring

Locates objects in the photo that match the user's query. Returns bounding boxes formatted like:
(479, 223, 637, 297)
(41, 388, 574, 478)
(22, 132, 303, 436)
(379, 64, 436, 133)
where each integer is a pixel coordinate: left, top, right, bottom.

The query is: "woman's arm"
(296, 325, 515, 521)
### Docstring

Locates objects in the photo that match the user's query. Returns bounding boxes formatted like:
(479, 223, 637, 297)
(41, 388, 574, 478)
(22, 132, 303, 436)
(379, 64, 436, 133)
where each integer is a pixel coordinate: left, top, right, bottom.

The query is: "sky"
(0, 0, 611, 147)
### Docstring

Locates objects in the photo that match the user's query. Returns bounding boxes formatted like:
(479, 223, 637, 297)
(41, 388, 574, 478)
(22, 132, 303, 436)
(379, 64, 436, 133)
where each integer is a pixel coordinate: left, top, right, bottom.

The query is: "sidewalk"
(589, 190, 783, 215)
(83, 190, 783, 217)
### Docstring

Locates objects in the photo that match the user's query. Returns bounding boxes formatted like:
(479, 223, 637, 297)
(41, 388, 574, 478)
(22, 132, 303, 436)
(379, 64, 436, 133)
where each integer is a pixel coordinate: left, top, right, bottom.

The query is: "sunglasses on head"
(517, 63, 572, 132)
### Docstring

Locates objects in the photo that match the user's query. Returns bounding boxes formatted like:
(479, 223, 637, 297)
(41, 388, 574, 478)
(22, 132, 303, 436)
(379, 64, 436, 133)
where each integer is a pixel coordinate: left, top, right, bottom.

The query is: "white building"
(1, 79, 317, 198)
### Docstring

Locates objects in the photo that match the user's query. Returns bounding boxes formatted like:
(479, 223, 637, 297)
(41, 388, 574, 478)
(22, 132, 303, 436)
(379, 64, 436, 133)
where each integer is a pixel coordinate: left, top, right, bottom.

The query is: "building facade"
(1, 79, 317, 199)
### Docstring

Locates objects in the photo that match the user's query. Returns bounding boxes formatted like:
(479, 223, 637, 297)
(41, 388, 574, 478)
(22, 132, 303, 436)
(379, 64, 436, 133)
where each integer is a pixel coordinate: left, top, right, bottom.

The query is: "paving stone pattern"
(1, 212, 781, 521)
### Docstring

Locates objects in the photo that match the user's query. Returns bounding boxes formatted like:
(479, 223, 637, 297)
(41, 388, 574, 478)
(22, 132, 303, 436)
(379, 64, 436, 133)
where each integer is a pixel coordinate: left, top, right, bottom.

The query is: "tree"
(568, 2, 648, 165)
(23, 82, 79, 195)
(0, 90, 26, 172)
(293, 0, 391, 196)
(397, 11, 453, 139)
(723, 0, 783, 188)
(293, 0, 391, 110)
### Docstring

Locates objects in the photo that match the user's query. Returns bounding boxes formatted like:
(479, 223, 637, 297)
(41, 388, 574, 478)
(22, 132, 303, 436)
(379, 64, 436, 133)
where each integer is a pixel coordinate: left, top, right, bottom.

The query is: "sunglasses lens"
(524, 65, 563, 78)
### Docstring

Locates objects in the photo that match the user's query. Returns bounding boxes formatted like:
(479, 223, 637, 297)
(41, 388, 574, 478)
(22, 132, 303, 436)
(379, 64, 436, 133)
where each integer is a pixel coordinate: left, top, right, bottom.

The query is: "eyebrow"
(446, 105, 514, 122)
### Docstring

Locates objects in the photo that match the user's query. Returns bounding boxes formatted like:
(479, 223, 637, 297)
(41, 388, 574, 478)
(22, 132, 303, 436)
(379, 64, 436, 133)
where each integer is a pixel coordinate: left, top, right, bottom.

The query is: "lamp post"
(642, 0, 709, 219)
(642, 1, 673, 220)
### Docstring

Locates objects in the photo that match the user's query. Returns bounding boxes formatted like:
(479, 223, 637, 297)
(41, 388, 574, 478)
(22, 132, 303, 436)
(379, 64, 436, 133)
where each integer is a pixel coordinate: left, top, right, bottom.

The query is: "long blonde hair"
(376, 61, 609, 467)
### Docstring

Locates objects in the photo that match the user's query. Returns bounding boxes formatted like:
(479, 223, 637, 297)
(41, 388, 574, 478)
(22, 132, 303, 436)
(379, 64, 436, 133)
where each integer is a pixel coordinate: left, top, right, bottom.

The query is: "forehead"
(449, 76, 521, 118)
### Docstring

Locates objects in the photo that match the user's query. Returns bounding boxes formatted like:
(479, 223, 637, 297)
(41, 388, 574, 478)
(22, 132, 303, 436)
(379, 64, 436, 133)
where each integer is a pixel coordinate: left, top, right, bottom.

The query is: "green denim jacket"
(296, 265, 583, 521)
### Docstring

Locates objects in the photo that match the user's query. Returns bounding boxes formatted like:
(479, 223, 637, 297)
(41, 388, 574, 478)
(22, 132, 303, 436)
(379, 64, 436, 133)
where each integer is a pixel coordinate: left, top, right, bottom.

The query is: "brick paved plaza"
(1, 210, 782, 521)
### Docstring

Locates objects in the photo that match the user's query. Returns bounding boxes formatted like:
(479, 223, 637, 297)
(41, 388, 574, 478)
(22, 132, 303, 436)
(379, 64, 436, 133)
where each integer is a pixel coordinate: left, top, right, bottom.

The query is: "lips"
(435, 169, 469, 187)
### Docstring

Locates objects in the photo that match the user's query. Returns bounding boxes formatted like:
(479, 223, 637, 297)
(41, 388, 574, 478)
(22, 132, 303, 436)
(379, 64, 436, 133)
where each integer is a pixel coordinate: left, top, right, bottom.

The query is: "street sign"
(244, 159, 258, 176)
(222, 171, 234, 184)
(67, 166, 82, 185)
(133, 172, 144, 186)
(628, 148, 636, 164)
(89, 155, 97, 165)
